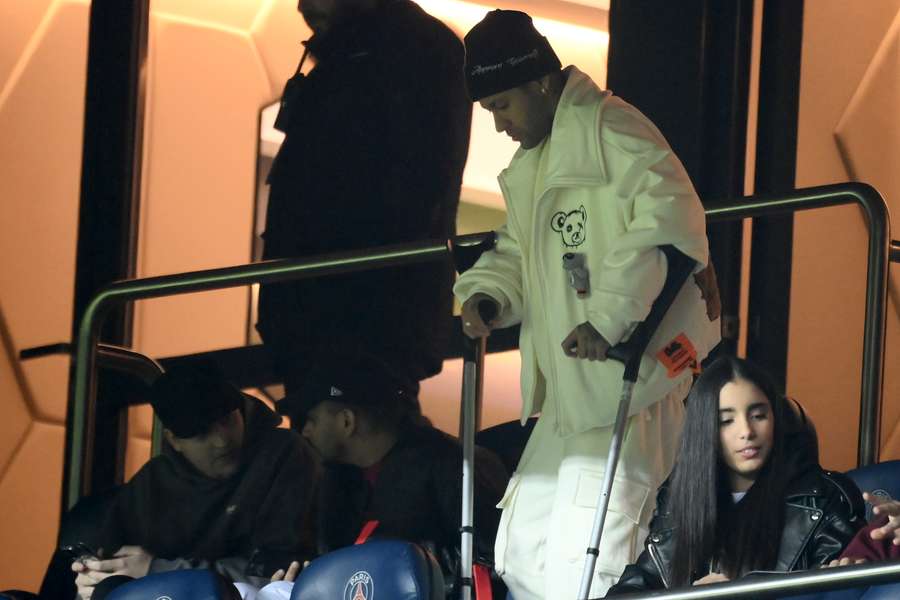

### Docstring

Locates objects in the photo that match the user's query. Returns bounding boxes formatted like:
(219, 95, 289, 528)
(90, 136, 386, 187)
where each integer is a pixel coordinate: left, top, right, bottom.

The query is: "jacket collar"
(784, 466, 830, 499)
(508, 66, 611, 192)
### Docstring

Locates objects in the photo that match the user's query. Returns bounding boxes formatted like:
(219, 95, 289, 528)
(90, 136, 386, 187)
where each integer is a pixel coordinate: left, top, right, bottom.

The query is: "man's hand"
(81, 545, 154, 579)
(868, 492, 900, 544)
(561, 322, 610, 361)
(271, 560, 304, 582)
(693, 572, 730, 586)
(461, 293, 499, 339)
(693, 263, 721, 322)
(823, 557, 867, 568)
(72, 560, 108, 599)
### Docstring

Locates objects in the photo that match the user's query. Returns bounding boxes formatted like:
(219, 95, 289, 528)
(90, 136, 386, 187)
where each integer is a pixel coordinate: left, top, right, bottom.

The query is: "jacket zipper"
(531, 184, 563, 427)
(500, 168, 562, 420)
(648, 543, 670, 588)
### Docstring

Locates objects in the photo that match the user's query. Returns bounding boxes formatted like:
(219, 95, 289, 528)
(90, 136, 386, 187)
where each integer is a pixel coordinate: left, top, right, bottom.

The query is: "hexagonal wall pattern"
(0, 422, 65, 591)
(791, 0, 900, 471)
(0, 0, 55, 87)
(0, 307, 32, 480)
(0, 0, 89, 591)
(0, 0, 298, 589)
(251, 0, 312, 98)
(131, 9, 272, 360)
(834, 10, 899, 213)
(833, 8, 900, 462)
(0, 0, 85, 350)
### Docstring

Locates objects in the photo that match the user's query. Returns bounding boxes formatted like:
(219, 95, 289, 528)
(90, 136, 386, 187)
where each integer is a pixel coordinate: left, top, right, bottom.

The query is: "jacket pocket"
(568, 469, 652, 575)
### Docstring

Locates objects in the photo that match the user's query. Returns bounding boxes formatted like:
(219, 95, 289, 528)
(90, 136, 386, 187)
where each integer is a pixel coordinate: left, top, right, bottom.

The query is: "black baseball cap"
(149, 364, 244, 439)
(281, 353, 417, 424)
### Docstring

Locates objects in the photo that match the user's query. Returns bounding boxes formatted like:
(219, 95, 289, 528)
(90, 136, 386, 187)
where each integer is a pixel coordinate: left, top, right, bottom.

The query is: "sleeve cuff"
(587, 312, 631, 347)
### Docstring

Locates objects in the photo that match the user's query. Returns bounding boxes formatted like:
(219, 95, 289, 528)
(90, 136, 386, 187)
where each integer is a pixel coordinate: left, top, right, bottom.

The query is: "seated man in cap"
(70, 365, 319, 599)
(455, 9, 721, 600)
(266, 352, 509, 597)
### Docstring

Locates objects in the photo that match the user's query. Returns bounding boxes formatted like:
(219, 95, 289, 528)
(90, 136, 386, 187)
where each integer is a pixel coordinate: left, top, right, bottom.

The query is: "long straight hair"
(668, 357, 807, 586)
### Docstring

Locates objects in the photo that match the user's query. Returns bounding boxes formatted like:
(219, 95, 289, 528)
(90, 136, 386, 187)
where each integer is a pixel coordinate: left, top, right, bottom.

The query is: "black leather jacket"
(605, 467, 865, 595)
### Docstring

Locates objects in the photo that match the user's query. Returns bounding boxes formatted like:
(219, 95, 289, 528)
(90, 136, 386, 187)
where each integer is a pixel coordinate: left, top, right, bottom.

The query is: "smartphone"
(246, 548, 306, 578)
(60, 542, 99, 562)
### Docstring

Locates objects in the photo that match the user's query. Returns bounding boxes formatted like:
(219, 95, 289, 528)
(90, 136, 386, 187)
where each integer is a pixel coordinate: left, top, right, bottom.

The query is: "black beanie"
(150, 364, 244, 438)
(464, 9, 562, 101)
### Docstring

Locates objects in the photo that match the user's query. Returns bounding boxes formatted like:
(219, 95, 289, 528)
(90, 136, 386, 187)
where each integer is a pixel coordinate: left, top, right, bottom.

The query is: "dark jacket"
(98, 398, 320, 583)
(606, 467, 865, 595)
(257, 0, 472, 391)
(316, 424, 508, 577)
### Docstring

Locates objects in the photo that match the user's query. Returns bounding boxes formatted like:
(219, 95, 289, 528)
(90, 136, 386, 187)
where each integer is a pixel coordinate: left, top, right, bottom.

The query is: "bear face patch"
(551, 205, 587, 248)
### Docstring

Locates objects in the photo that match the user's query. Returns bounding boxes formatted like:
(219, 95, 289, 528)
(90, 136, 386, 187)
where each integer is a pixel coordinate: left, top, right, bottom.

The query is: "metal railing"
(614, 561, 900, 599)
(67, 182, 891, 512)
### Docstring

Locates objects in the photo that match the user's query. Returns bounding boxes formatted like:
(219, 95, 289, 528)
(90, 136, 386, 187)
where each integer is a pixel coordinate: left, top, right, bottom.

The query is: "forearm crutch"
(453, 231, 499, 600)
(459, 300, 496, 600)
(576, 245, 697, 600)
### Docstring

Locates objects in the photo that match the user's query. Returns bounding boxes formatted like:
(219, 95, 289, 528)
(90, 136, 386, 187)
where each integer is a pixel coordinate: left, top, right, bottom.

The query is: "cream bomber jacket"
(454, 67, 721, 436)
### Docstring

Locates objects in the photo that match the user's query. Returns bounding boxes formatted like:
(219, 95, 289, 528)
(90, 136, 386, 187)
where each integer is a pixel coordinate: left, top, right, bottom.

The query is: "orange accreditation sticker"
(656, 333, 700, 378)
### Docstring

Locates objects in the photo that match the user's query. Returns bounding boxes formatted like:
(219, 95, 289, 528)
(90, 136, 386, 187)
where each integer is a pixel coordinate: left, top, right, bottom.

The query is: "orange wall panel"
(0, 423, 65, 590)
(0, 0, 90, 590)
(792, 0, 900, 470)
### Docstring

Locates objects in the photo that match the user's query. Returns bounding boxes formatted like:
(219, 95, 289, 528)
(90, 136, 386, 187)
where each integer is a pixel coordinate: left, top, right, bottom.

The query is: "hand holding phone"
(60, 542, 100, 563)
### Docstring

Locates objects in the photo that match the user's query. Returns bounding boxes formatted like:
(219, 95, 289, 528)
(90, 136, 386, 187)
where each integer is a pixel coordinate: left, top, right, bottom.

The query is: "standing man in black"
(258, 0, 472, 421)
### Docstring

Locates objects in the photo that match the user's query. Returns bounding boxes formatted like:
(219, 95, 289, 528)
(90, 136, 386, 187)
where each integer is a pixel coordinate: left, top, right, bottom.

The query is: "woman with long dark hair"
(606, 357, 864, 594)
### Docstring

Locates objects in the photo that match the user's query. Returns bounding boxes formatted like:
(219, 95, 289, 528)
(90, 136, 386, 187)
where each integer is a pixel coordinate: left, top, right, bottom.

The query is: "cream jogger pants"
(494, 377, 689, 600)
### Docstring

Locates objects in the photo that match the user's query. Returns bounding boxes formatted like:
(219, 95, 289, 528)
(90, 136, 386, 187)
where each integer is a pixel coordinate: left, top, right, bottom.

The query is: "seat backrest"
(290, 540, 444, 600)
(475, 418, 537, 475)
(860, 582, 900, 599)
(844, 460, 900, 521)
(106, 569, 230, 600)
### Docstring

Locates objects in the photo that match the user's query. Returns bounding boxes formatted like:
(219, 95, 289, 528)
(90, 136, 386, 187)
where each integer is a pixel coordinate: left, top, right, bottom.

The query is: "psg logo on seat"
(344, 570, 374, 600)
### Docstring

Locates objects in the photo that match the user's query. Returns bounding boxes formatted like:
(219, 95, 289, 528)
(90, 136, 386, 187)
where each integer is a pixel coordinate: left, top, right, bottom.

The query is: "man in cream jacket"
(456, 10, 721, 599)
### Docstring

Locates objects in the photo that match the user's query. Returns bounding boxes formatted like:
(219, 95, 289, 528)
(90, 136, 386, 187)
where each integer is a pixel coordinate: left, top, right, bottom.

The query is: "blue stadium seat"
(845, 460, 900, 520)
(858, 582, 900, 599)
(290, 540, 444, 600)
(106, 569, 232, 600)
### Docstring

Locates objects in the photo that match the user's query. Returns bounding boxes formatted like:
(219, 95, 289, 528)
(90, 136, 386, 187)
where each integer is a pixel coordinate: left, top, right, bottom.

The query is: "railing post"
(855, 186, 890, 466)
(66, 293, 108, 509)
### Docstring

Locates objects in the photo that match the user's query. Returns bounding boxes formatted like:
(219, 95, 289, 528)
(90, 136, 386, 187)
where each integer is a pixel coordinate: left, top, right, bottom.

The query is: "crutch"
(459, 301, 494, 600)
(576, 244, 698, 600)
(454, 232, 498, 600)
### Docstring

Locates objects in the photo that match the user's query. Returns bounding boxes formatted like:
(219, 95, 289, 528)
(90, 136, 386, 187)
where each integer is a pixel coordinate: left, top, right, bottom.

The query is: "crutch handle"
(606, 245, 697, 382)
(477, 299, 498, 325)
(451, 231, 498, 274)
